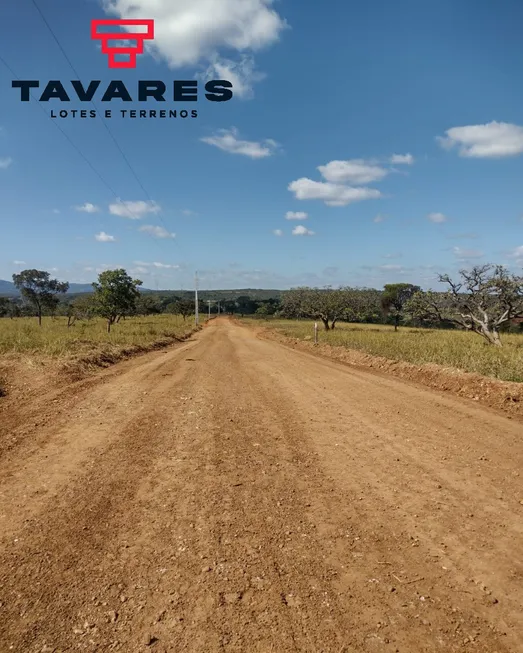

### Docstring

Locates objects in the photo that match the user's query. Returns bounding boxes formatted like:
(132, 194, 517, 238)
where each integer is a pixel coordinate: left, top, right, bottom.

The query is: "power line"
(0, 53, 122, 201)
(0, 51, 187, 289)
(28, 0, 154, 203)
(6, 0, 194, 286)
(27, 0, 189, 281)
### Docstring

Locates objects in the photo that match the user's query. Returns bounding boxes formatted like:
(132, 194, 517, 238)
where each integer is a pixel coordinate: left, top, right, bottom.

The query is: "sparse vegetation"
(2, 264, 523, 384)
(0, 314, 197, 358)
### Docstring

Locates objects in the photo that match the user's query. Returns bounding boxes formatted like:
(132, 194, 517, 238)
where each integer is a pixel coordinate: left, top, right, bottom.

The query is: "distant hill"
(0, 280, 282, 301)
(0, 280, 19, 296)
(0, 280, 98, 297)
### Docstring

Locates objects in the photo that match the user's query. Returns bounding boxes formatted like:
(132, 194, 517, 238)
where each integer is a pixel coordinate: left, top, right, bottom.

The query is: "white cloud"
(373, 214, 386, 223)
(95, 231, 116, 242)
(0, 157, 13, 169)
(182, 209, 198, 216)
(109, 199, 161, 219)
(95, 264, 115, 273)
(201, 127, 279, 159)
(288, 178, 381, 207)
(84, 266, 94, 272)
(390, 153, 414, 165)
(131, 266, 149, 275)
(438, 121, 523, 158)
(428, 212, 448, 223)
(318, 159, 388, 185)
(292, 225, 315, 236)
(75, 202, 100, 214)
(508, 245, 523, 259)
(13, 260, 26, 265)
(273, 229, 283, 236)
(285, 211, 308, 221)
(379, 264, 404, 271)
(153, 262, 180, 269)
(139, 225, 176, 239)
(453, 246, 484, 260)
(52, 209, 60, 214)
(134, 260, 180, 270)
(201, 55, 265, 100)
(102, 0, 286, 97)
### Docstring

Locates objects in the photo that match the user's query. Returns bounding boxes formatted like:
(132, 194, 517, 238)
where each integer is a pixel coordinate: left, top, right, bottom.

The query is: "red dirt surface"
(0, 319, 522, 652)
(259, 326, 523, 419)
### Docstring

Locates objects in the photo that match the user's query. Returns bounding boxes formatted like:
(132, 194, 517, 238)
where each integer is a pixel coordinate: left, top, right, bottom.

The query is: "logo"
(91, 19, 155, 69)
(10, 18, 233, 120)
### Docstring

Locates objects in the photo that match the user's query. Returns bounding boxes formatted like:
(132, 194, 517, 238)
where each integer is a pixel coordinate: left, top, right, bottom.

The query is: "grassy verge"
(0, 315, 201, 391)
(249, 319, 523, 383)
(0, 314, 198, 357)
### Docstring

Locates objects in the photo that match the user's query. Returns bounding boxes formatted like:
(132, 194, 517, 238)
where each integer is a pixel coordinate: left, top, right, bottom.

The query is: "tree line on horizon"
(1, 265, 523, 345)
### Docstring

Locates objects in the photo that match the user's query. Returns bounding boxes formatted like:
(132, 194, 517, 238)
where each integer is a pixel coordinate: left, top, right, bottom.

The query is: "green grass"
(253, 319, 523, 383)
(0, 314, 198, 358)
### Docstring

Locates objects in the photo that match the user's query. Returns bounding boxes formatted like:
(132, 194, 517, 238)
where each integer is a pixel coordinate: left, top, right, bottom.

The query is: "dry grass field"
(253, 319, 523, 382)
(0, 314, 197, 357)
(0, 314, 199, 393)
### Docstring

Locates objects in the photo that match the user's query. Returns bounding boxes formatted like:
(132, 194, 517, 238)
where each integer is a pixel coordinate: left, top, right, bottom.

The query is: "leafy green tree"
(256, 303, 270, 317)
(6, 299, 22, 319)
(12, 269, 69, 326)
(236, 295, 257, 316)
(381, 283, 421, 331)
(167, 298, 193, 321)
(342, 288, 382, 323)
(222, 299, 237, 315)
(281, 287, 350, 330)
(92, 269, 142, 333)
(407, 265, 523, 346)
(281, 287, 384, 330)
(0, 297, 11, 317)
(135, 294, 162, 317)
(66, 294, 98, 327)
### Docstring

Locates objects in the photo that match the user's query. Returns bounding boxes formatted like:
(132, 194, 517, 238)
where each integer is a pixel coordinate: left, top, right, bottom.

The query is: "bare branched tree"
(407, 264, 523, 346)
(281, 287, 382, 331)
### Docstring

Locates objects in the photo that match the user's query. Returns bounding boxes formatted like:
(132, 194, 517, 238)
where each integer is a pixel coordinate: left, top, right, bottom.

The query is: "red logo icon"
(91, 19, 154, 69)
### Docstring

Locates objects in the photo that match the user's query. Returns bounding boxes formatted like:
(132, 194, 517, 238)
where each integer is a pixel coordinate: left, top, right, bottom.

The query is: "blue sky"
(1, 0, 522, 290)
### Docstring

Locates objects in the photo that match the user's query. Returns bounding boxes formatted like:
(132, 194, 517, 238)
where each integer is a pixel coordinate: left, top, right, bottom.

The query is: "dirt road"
(0, 319, 522, 652)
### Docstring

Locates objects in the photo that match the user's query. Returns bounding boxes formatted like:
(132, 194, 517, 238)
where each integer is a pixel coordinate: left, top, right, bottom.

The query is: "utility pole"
(195, 271, 199, 326)
(208, 300, 212, 319)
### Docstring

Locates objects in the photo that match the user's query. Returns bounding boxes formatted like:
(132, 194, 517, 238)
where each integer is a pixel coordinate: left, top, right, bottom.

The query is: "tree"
(222, 299, 237, 315)
(92, 269, 142, 333)
(256, 303, 270, 317)
(236, 295, 257, 317)
(381, 283, 421, 331)
(167, 298, 193, 321)
(12, 269, 69, 326)
(281, 287, 349, 330)
(0, 297, 11, 318)
(66, 294, 97, 327)
(342, 288, 383, 323)
(407, 265, 523, 346)
(5, 299, 22, 319)
(135, 294, 162, 317)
